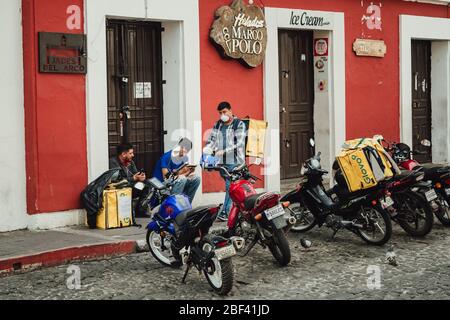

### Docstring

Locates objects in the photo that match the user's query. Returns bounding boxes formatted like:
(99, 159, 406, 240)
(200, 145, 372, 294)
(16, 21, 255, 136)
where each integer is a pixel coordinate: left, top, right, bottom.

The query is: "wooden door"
(106, 20, 164, 174)
(411, 40, 432, 163)
(279, 30, 315, 179)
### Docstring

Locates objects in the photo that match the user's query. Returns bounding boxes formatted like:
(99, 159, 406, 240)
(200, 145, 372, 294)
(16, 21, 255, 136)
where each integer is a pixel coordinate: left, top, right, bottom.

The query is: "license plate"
(264, 204, 285, 221)
(380, 196, 395, 209)
(215, 245, 236, 260)
(446, 188, 450, 196)
(425, 189, 438, 202)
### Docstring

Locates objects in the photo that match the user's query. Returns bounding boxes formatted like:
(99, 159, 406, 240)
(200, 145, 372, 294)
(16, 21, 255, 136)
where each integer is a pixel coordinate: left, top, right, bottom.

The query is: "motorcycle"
(380, 138, 450, 227)
(208, 164, 293, 266)
(286, 138, 435, 238)
(144, 173, 245, 295)
(282, 139, 392, 246)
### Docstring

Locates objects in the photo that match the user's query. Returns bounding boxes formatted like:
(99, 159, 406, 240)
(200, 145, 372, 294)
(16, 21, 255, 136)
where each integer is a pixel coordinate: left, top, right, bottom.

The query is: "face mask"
(221, 114, 230, 123)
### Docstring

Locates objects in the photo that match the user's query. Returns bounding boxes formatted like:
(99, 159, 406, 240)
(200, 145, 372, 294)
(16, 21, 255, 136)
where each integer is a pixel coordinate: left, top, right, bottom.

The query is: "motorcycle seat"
(174, 206, 212, 226)
(244, 192, 280, 211)
(421, 163, 450, 179)
(395, 169, 419, 181)
(243, 193, 266, 211)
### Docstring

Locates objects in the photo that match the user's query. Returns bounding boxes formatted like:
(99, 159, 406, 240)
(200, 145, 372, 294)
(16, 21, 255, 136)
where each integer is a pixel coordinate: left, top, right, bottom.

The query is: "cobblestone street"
(2, 221, 450, 300)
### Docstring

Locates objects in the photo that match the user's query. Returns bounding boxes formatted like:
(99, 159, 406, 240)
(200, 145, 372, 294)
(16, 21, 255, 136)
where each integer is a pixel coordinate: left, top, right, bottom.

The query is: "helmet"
(393, 143, 411, 162)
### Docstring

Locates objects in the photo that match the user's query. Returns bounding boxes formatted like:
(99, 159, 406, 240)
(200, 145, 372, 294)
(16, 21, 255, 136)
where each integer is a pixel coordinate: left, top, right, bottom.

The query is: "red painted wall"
(199, 0, 448, 192)
(22, 0, 87, 214)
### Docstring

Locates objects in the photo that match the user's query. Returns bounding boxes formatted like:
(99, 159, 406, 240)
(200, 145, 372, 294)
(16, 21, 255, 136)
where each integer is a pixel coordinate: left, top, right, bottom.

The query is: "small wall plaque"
(353, 39, 386, 58)
(39, 32, 87, 74)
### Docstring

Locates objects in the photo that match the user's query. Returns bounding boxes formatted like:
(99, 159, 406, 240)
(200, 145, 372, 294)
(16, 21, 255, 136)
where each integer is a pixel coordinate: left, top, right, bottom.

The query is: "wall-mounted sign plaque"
(353, 39, 386, 58)
(39, 32, 87, 74)
(210, 0, 267, 68)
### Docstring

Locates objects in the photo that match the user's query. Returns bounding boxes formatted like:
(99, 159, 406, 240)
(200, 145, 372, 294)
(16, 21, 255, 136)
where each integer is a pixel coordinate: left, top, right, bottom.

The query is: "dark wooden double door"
(279, 30, 315, 180)
(411, 40, 432, 163)
(106, 20, 164, 174)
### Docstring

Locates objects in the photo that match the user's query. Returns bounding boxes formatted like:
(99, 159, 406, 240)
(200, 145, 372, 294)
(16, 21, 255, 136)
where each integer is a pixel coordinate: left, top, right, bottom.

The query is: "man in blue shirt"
(153, 138, 200, 203)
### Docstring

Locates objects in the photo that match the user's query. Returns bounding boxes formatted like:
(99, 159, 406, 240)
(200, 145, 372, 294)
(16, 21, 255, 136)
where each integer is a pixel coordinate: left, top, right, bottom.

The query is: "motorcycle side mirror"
(421, 139, 431, 147)
(309, 138, 315, 148)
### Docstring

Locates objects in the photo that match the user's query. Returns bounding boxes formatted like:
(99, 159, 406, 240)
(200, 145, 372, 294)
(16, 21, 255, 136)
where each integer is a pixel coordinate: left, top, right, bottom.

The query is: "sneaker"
(217, 212, 228, 222)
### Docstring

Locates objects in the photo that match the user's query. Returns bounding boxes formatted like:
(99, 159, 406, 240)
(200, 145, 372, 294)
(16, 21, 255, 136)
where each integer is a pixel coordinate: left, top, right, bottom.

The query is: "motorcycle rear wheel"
(395, 191, 434, 237)
(201, 237, 234, 296)
(356, 206, 392, 246)
(267, 229, 291, 266)
(286, 202, 317, 233)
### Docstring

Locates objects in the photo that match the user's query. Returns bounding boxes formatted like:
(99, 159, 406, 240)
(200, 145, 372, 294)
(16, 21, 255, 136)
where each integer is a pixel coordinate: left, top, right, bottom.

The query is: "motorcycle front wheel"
(394, 191, 434, 237)
(266, 228, 291, 266)
(146, 229, 175, 267)
(435, 194, 450, 227)
(201, 237, 234, 296)
(355, 206, 392, 246)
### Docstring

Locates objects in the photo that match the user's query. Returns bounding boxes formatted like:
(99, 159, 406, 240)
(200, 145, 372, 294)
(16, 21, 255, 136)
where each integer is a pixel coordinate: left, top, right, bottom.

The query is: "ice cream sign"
(210, 0, 267, 68)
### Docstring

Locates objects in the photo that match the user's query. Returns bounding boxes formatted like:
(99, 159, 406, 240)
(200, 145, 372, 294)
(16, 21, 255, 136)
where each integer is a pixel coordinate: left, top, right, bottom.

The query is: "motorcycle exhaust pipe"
(284, 216, 297, 233)
(288, 216, 297, 225)
(230, 236, 246, 251)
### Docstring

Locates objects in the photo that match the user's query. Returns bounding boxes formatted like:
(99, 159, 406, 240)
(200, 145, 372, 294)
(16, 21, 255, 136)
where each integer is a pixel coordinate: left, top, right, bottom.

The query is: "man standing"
(153, 138, 200, 204)
(109, 142, 148, 217)
(205, 101, 246, 221)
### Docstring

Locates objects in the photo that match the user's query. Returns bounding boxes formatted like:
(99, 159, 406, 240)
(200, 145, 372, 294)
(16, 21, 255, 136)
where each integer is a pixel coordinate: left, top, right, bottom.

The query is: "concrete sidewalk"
(0, 218, 229, 277)
(0, 218, 152, 276)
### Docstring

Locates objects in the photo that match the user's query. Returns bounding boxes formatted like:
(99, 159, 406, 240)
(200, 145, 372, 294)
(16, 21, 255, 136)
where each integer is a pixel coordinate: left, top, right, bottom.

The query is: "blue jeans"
(171, 175, 201, 203)
(220, 164, 236, 216)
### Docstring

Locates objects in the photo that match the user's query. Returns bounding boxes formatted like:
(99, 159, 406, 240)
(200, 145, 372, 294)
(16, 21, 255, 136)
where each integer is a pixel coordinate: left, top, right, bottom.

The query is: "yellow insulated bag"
(336, 137, 399, 192)
(96, 187, 133, 230)
(336, 148, 378, 192)
(342, 138, 396, 180)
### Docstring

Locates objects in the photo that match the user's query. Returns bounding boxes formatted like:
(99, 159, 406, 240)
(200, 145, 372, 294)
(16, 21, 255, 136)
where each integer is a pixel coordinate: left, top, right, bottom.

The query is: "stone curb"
(0, 240, 146, 277)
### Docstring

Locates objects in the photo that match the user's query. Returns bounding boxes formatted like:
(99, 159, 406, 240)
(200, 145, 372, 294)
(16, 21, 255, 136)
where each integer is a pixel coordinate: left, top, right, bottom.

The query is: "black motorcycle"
(282, 140, 392, 246)
(285, 139, 435, 238)
(379, 139, 447, 228)
(381, 167, 434, 237)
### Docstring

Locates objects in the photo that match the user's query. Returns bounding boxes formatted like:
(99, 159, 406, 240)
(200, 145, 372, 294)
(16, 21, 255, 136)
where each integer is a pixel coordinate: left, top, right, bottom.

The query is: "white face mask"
(220, 114, 230, 123)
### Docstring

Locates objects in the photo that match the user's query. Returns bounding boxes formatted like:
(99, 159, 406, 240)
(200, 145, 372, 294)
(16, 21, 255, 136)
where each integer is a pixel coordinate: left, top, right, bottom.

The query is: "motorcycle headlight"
(310, 159, 321, 170)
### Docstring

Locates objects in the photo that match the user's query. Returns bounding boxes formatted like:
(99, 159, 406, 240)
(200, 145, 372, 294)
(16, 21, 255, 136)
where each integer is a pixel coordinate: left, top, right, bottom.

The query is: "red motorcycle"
(211, 164, 293, 266)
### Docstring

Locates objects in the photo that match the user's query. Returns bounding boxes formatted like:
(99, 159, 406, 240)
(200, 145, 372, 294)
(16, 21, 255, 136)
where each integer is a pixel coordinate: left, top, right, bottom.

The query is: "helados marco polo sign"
(210, 0, 267, 68)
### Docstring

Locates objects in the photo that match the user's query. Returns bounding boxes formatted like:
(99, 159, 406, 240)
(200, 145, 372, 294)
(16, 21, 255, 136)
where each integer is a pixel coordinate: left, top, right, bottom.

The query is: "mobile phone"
(139, 168, 145, 174)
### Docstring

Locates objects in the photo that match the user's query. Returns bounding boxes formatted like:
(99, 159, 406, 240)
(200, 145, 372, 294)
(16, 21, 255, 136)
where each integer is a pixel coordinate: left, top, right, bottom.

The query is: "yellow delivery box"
(96, 188, 133, 230)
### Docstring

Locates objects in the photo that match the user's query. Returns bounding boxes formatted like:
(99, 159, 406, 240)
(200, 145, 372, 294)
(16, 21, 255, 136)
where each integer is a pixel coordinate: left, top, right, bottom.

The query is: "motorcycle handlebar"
(210, 165, 260, 181)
